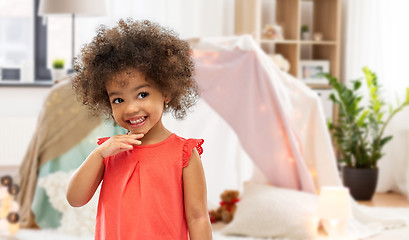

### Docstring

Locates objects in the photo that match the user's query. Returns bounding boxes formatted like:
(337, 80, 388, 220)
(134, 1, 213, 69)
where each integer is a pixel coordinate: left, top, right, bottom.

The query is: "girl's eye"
(138, 92, 149, 99)
(112, 98, 124, 104)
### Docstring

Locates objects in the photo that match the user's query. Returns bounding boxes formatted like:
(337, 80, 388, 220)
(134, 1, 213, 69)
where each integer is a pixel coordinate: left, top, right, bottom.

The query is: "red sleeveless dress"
(94, 133, 204, 240)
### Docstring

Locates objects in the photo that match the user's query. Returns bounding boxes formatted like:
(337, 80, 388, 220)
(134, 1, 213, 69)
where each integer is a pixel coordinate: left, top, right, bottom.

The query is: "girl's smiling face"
(106, 69, 170, 142)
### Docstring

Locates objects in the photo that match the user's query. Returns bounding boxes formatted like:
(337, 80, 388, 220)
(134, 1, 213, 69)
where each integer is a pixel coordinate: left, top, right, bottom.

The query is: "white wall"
(0, 86, 50, 166)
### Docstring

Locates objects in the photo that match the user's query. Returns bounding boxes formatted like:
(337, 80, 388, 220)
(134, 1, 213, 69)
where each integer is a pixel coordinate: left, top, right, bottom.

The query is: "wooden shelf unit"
(235, 0, 342, 88)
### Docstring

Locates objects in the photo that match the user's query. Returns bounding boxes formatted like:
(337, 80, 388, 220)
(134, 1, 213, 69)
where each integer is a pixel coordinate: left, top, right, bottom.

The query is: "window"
(1, 0, 235, 83)
(34, 0, 51, 81)
(0, 0, 34, 80)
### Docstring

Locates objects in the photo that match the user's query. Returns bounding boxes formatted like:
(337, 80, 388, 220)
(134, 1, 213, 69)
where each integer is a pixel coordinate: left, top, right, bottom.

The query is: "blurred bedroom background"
(2, 0, 408, 192)
(1, 0, 409, 239)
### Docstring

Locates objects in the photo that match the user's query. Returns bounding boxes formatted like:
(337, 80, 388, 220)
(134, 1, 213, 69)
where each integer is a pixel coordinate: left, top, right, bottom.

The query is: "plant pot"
(301, 32, 311, 40)
(51, 69, 66, 82)
(342, 167, 378, 201)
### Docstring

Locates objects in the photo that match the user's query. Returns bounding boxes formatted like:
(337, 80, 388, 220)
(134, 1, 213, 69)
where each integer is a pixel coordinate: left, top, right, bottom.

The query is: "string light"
(0, 175, 20, 236)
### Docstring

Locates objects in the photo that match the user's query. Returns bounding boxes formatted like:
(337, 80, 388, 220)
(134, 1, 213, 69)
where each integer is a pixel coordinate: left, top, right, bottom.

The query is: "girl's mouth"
(127, 116, 147, 126)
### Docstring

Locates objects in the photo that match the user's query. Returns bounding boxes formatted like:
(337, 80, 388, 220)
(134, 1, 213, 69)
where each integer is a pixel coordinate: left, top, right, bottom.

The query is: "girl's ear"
(163, 96, 171, 109)
(164, 96, 171, 105)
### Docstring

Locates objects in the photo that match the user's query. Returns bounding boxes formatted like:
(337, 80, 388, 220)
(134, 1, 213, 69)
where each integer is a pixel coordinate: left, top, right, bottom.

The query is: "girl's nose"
(124, 102, 140, 115)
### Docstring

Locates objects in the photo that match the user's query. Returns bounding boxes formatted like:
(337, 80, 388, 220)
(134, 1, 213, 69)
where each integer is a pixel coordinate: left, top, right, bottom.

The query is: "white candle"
(318, 186, 353, 237)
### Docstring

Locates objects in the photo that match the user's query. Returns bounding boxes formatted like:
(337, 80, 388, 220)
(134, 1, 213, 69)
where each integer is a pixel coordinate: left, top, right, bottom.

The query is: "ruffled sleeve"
(97, 137, 110, 164)
(97, 137, 110, 145)
(182, 139, 204, 168)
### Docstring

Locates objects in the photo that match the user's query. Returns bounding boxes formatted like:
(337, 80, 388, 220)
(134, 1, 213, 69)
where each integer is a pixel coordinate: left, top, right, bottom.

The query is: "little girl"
(66, 19, 212, 240)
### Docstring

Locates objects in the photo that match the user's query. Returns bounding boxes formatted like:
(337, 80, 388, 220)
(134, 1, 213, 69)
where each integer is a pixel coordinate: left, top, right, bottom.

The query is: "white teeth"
(129, 117, 146, 124)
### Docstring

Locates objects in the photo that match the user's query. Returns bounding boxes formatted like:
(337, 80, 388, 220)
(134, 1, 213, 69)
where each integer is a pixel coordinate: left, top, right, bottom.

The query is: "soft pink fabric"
(193, 49, 315, 193)
(95, 134, 203, 240)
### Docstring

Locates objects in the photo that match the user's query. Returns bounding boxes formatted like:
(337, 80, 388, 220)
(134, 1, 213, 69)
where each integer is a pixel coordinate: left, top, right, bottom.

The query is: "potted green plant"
(324, 67, 409, 200)
(300, 24, 310, 40)
(51, 59, 66, 82)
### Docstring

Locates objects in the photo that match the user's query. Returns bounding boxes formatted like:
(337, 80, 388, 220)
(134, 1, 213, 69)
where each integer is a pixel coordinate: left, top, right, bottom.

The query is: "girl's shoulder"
(173, 134, 204, 152)
(173, 134, 203, 143)
(173, 135, 204, 168)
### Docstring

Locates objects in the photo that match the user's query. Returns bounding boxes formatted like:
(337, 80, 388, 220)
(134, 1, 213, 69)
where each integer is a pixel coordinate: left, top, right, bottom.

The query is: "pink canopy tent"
(165, 36, 340, 197)
(193, 48, 315, 193)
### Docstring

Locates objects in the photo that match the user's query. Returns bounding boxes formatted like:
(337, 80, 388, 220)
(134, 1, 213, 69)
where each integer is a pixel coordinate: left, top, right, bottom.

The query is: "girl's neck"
(136, 123, 173, 146)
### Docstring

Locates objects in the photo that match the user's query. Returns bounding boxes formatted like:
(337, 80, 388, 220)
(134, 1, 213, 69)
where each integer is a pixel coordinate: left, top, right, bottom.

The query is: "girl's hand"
(97, 133, 144, 158)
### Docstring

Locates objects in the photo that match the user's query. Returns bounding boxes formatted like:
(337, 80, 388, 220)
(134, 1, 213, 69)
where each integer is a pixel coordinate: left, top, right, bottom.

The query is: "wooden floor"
(358, 192, 409, 207)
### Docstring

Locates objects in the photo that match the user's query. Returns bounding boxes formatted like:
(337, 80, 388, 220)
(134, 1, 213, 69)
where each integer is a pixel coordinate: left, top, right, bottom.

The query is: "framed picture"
(314, 89, 334, 122)
(299, 60, 330, 84)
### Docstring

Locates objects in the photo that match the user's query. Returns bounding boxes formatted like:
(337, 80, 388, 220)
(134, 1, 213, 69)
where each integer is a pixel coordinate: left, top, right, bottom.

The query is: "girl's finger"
(127, 133, 144, 139)
(121, 136, 142, 145)
(119, 138, 141, 146)
(120, 143, 134, 150)
(130, 140, 142, 145)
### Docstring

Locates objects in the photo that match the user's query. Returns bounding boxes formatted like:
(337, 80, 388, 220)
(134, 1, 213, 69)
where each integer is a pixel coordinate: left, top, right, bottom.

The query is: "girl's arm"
(66, 133, 143, 207)
(183, 148, 212, 240)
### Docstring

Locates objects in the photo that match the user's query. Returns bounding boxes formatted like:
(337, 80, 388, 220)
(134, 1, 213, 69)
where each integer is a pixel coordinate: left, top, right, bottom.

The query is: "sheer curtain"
(343, 0, 409, 197)
(47, 0, 235, 66)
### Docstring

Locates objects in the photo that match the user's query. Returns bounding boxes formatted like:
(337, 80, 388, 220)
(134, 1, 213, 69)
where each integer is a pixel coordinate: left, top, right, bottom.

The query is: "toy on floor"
(209, 190, 240, 224)
(0, 175, 20, 236)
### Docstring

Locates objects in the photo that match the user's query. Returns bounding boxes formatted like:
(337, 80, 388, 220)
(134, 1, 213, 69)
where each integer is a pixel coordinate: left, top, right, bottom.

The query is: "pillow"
(38, 171, 100, 236)
(219, 183, 319, 240)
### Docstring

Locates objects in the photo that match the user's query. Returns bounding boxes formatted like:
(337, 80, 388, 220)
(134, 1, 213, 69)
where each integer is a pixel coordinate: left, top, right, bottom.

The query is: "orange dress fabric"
(94, 133, 204, 240)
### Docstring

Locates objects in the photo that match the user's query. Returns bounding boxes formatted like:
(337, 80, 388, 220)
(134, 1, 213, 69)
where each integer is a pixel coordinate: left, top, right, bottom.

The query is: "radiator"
(0, 116, 37, 166)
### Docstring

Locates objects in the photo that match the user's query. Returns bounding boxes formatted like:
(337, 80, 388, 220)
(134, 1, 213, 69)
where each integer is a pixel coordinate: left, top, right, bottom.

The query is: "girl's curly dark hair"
(72, 18, 198, 119)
